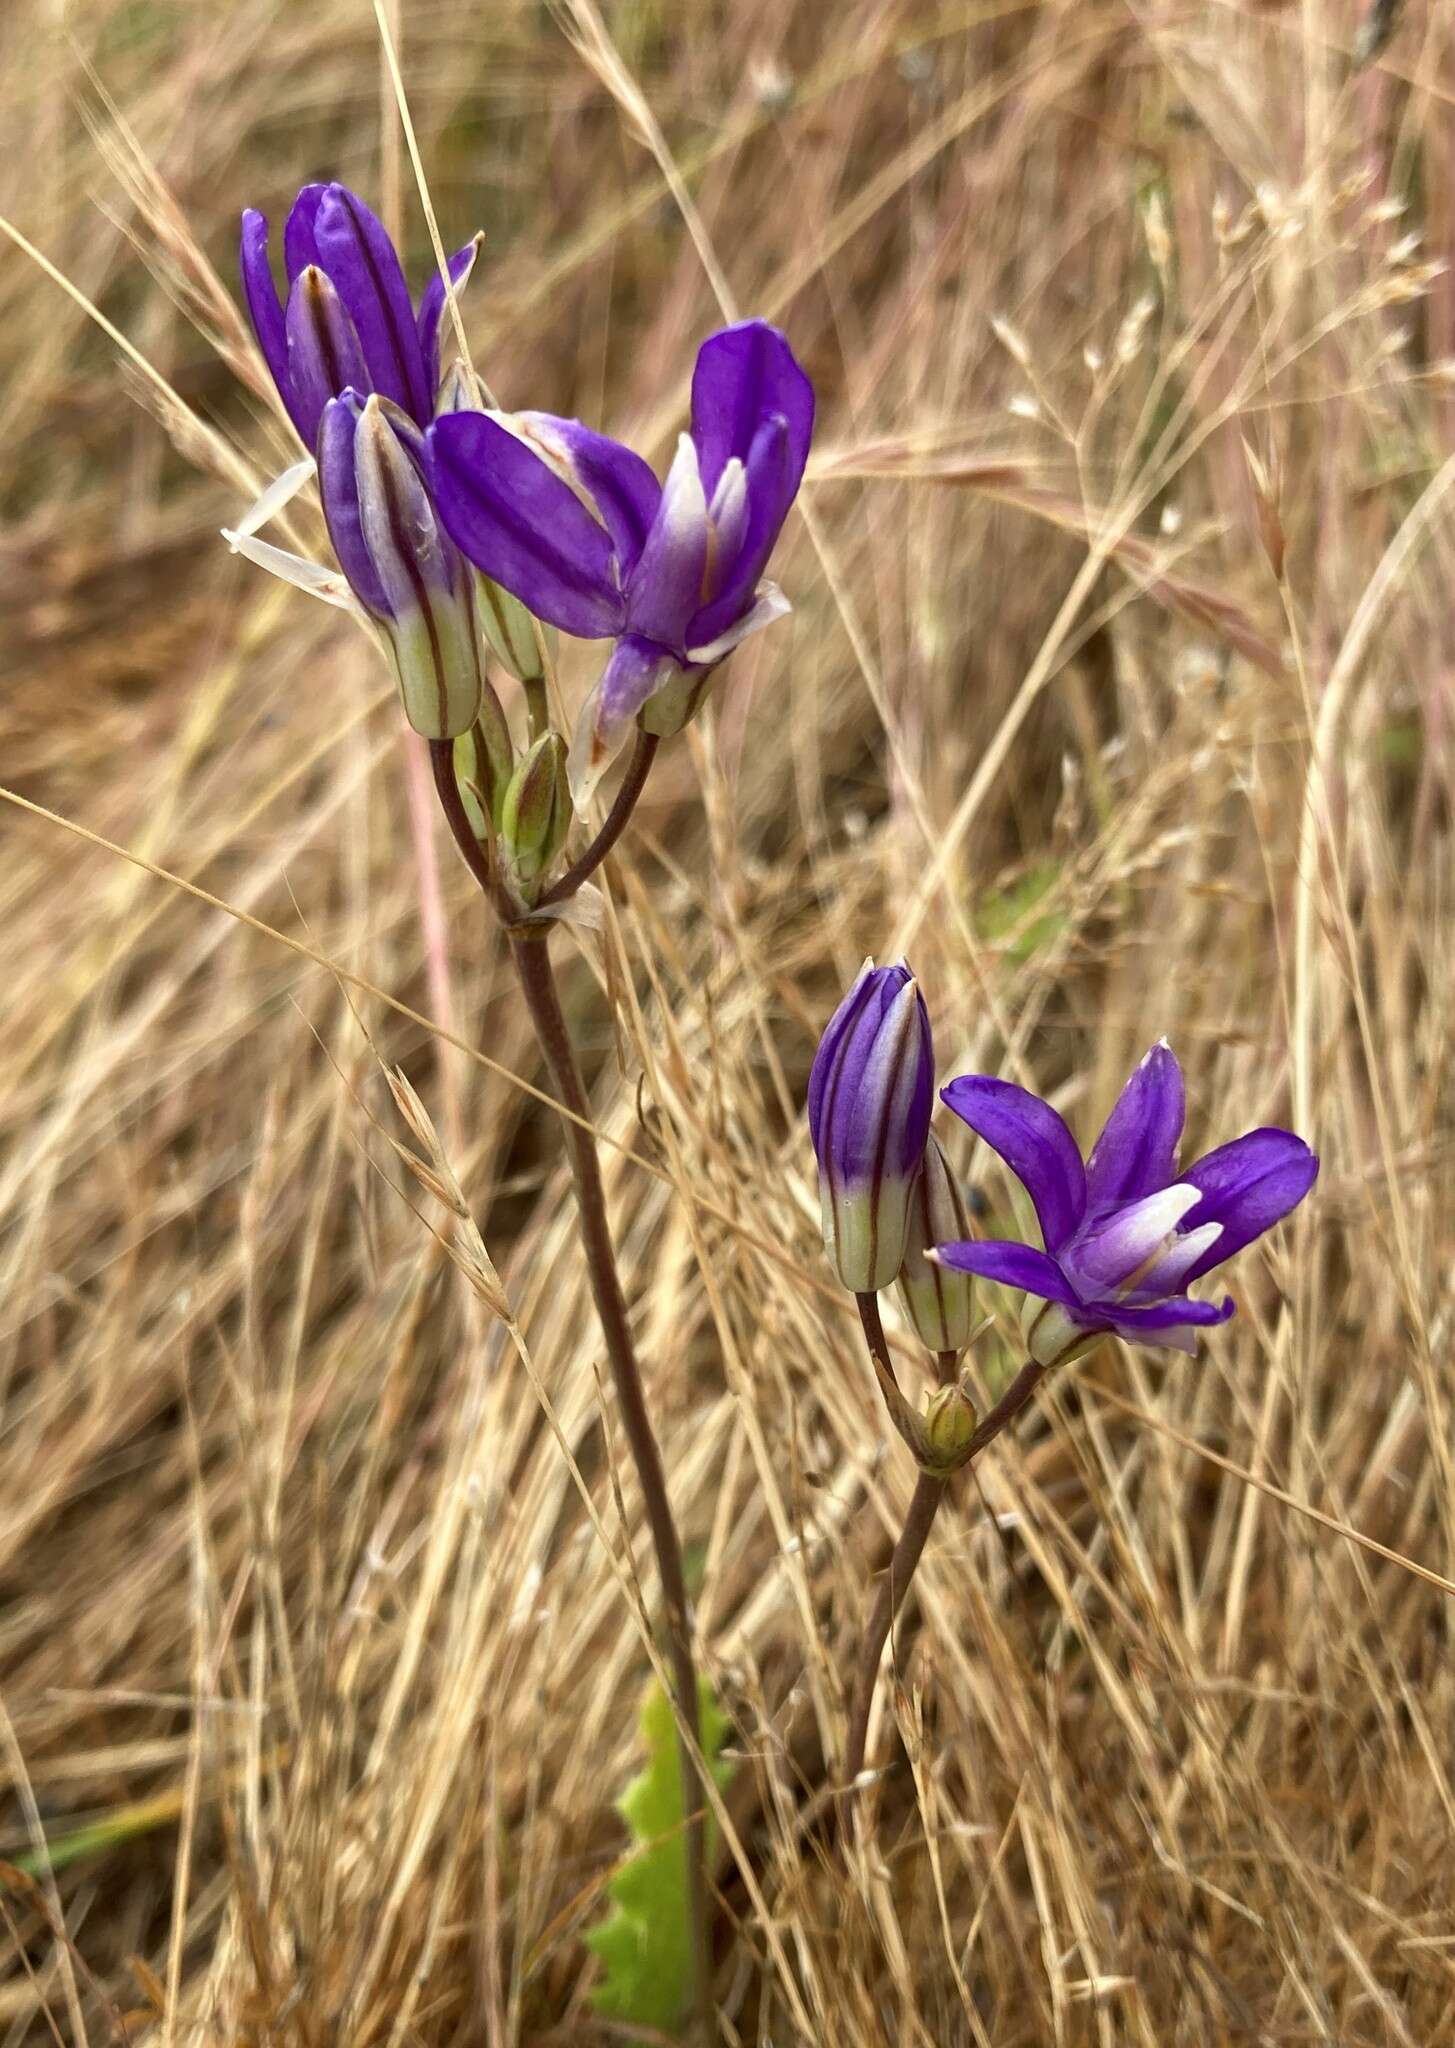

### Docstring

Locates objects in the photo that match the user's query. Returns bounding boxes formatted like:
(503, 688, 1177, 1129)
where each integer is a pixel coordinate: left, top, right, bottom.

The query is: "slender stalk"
(509, 926, 711, 2036)
(843, 1350, 1049, 1789)
(844, 1471, 946, 1788)
(536, 729, 659, 908)
(427, 736, 711, 2035)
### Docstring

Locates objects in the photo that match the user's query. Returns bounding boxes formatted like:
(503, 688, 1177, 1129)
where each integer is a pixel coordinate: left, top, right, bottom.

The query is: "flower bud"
(897, 1135, 975, 1353)
(807, 961, 934, 1293)
(920, 1380, 978, 1470)
(500, 730, 570, 896)
(452, 686, 514, 842)
(434, 364, 551, 684)
(319, 392, 483, 739)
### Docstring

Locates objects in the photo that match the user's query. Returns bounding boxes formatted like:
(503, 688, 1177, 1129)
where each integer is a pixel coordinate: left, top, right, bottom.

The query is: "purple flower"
(934, 1042, 1318, 1361)
(240, 183, 480, 448)
(808, 962, 934, 1293)
(317, 390, 483, 739)
(427, 320, 814, 803)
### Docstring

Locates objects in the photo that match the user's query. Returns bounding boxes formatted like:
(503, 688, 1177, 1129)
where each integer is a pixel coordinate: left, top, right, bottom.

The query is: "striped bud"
(319, 391, 483, 739)
(807, 960, 934, 1293)
(897, 1135, 975, 1353)
(500, 731, 570, 896)
(452, 685, 515, 842)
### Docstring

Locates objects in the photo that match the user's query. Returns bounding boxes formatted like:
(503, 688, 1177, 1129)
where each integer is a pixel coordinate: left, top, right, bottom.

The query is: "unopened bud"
(807, 962, 935, 1294)
(319, 392, 484, 739)
(453, 685, 514, 841)
(920, 1380, 978, 1470)
(501, 731, 570, 895)
(897, 1136, 975, 1352)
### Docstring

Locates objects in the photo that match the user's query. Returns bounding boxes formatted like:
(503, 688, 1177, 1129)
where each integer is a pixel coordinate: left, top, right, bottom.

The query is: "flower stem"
(427, 737, 711, 2036)
(537, 729, 659, 908)
(843, 1350, 1048, 1790)
(507, 923, 712, 2040)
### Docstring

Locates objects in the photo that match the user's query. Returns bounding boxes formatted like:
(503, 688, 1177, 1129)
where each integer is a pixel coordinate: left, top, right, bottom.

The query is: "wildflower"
(897, 1135, 975, 1354)
(427, 320, 814, 804)
(808, 963, 933, 1294)
(934, 1042, 1317, 1363)
(316, 390, 484, 739)
(240, 183, 480, 446)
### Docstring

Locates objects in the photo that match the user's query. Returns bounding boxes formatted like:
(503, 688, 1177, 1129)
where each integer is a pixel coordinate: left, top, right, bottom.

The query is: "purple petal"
(284, 268, 368, 450)
(317, 392, 390, 616)
(513, 414, 661, 571)
(932, 1239, 1080, 1306)
(940, 1075, 1087, 1253)
(239, 210, 291, 414)
(807, 962, 876, 1155)
(1178, 1129, 1319, 1282)
(1104, 1292, 1235, 1356)
(313, 184, 431, 422)
(810, 967, 931, 1187)
(624, 435, 710, 648)
(690, 321, 815, 502)
(1084, 1041, 1186, 1211)
(687, 413, 793, 647)
(428, 411, 624, 638)
(282, 183, 327, 281)
(417, 235, 482, 402)
(567, 636, 680, 809)
(1059, 1183, 1201, 1296)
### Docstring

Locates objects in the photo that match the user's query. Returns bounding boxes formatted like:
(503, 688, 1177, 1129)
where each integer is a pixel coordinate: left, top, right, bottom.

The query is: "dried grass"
(2, 0, 1454, 2040)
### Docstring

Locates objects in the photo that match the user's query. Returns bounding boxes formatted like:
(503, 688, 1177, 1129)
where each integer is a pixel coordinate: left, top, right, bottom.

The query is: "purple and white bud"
(318, 391, 483, 740)
(807, 961, 934, 1294)
(897, 1135, 975, 1354)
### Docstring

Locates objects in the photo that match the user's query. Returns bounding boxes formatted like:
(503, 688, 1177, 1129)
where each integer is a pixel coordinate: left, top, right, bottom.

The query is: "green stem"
(537, 729, 659, 908)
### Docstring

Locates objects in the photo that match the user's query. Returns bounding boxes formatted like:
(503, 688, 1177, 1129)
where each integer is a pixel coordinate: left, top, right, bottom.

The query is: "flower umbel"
(808, 962, 934, 1294)
(427, 320, 814, 805)
(934, 1041, 1318, 1361)
(317, 391, 485, 739)
(241, 183, 480, 447)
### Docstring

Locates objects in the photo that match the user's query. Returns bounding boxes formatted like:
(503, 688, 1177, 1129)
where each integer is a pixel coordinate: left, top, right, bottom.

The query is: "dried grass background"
(2, 0, 1454, 2041)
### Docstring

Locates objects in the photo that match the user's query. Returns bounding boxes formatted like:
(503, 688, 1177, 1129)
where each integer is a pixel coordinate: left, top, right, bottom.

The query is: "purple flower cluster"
(809, 974, 1317, 1363)
(236, 184, 811, 773)
(428, 324, 813, 802)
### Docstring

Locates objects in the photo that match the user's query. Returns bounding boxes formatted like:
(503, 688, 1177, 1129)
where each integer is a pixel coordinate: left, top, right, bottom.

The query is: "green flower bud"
(920, 1380, 978, 1471)
(452, 686, 515, 842)
(500, 730, 570, 896)
(897, 1135, 975, 1353)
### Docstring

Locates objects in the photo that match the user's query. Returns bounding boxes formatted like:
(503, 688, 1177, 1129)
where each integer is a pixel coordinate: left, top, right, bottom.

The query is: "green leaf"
(586, 1676, 731, 2035)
